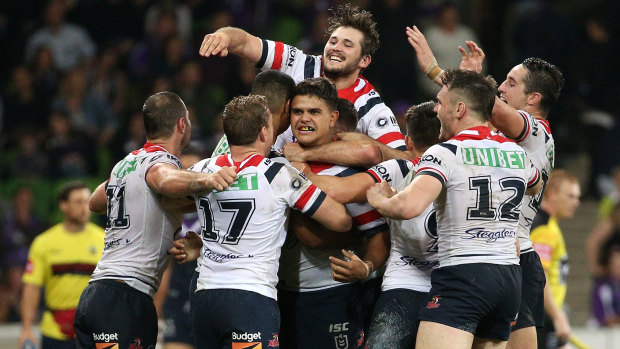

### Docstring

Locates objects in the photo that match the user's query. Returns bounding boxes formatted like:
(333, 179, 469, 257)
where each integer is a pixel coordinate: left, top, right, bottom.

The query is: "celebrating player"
(368, 70, 542, 349)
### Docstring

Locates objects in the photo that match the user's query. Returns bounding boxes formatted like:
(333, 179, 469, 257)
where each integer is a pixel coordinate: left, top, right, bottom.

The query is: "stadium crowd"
(0, 0, 619, 348)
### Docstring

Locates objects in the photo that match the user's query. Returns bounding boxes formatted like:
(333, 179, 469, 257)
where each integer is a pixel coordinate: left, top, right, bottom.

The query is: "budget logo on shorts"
(231, 343, 262, 349)
(426, 295, 441, 309)
(334, 333, 348, 349)
(95, 343, 119, 349)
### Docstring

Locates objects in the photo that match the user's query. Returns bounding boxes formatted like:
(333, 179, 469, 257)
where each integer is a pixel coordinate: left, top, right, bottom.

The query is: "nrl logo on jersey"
(228, 173, 259, 191)
(461, 147, 526, 169)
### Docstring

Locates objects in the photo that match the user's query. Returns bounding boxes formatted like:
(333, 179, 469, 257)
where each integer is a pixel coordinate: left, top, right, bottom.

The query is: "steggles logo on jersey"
(203, 247, 253, 263)
(461, 147, 526, 169)
(394, 255, 439, 270)
(462, 228, 516, 243)
(426, 295, 441, 309)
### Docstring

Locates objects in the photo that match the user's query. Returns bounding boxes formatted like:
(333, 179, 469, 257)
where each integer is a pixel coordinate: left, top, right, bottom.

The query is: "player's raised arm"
(491, 96, 530, 139)
(199, 26, 263, 64)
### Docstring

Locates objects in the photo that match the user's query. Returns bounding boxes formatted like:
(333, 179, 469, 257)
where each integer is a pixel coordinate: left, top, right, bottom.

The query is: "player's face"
(498, 64, 529, 110)
(323, 26, 366, 79)
(434, 86, 457, 141)
(61, 188, 91, 225)
(290, 94, 337, 147)
(551, 181, 581, 219)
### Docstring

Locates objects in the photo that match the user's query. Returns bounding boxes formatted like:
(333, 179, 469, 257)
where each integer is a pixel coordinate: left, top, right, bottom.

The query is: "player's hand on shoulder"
(199, 31, 230, 57)
(458, 40, 484, 73)
(366, 181, 396, 207)
(207, 166, 237, 191)
(283, 143, 306, 162)
(289, 161, 311, 175)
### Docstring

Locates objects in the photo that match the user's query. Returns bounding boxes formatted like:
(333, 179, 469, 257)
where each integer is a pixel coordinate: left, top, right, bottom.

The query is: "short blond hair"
(544, 169, 578, 198)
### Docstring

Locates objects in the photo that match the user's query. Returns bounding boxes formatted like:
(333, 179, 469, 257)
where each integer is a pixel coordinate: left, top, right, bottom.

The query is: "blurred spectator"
(0, 186, 47, 323)
(129, 9, 179, 78)
(52, 67, 118, 146)
(416, 2, 480, 99)
(2, 66, 47, 140)
(531, 169, 581, 349)
(24, 0, 96, 72)
(91, 47, 128, 116)
(152, 36, 190, 79)
(10, 131, 50, 179)
(44, 110, 97, 179)
(591, 240, 620, 327)
(366, 0, 417, 105)
(111, 111, 146, 162)
(29, 46, 60, 109)
(573, 15, 620, 197)
(145, 0, 192, 43)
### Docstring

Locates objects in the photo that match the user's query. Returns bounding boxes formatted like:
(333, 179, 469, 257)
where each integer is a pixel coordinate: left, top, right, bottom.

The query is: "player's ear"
(329, 110, 339, 128)
(456, 102, 466, 119)
(527, 91, 542, 108)
(259, 125, 268, 142)
(359, 54, 371, 70)
(405, 135, 414, 152)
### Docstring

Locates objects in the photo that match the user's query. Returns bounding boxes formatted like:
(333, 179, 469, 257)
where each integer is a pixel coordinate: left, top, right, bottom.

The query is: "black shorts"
(513, 251, 546, 330)
(74, 279, 158, 349)
(418, 263, 522, 341)
(366, 288, 428, 349)
(162, 294, 192, 344)
(41, 336, 76, 349)
(192, 288, 280, 349)
(278, 284, 365, 349)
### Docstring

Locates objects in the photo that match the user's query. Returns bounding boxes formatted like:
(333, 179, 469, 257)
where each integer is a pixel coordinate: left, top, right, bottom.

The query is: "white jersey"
(416, 126, 540, 267)
(278, 162, 389, 292)
(91, 143, 183, 296)
(257, 39, 406, 150)
(510, 111, 554, 253)
(367, 159, 439, 292)
(190, 154, 326, 300)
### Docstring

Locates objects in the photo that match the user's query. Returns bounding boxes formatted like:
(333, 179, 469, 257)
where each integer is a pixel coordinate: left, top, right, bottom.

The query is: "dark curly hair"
(521, 57, 564, 114)
(326, 3, 380, 57)
(294, 78, 339, 111)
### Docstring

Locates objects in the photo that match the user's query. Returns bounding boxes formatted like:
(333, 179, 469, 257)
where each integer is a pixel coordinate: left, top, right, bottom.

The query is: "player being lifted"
(407, 25, 564, 349)
(200, 3, 408, 167)
(176, 95, 352, 348)
(367, 70, 542, 349)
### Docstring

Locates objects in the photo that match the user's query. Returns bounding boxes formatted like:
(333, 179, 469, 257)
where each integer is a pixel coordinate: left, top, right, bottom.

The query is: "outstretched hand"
(168, 231, 202, 264)
(199, 31, 231, 57)
(458, 40, 485, 73)
(329, 249, 371, 283)
(406, 26, 436, 75)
